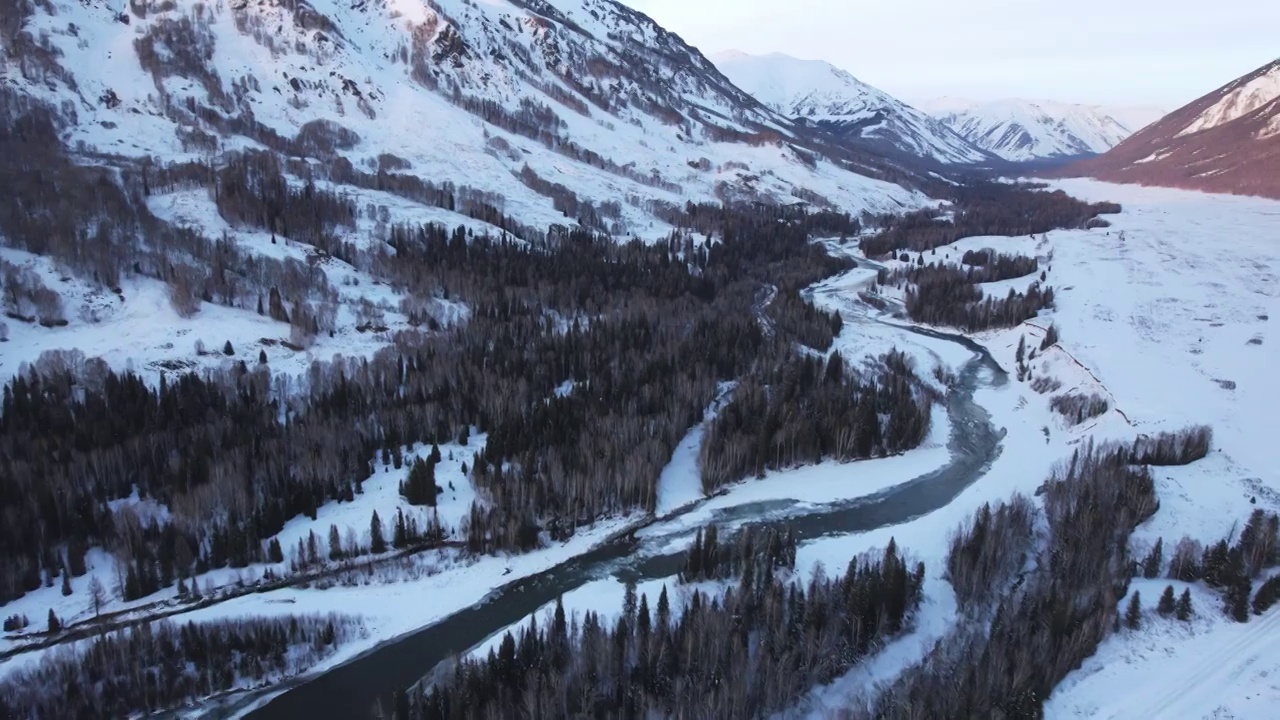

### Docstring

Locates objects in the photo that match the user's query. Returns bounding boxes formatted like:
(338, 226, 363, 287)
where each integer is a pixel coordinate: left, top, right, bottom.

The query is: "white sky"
(622, 0, 1280, 109)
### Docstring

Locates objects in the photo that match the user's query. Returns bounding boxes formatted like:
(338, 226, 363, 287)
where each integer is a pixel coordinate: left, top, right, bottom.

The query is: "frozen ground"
(793, 180, 1280, 718)
(1046, 578, 1280, 720)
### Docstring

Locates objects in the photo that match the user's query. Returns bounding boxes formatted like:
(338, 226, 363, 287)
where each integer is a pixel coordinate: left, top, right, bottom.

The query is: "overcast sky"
(622, 0, 1279, 109)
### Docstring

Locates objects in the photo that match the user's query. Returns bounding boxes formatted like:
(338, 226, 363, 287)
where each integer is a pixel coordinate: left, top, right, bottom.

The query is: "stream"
(222, 296, 1008, 720)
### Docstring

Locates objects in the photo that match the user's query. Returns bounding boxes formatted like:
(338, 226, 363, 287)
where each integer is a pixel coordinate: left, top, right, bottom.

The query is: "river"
(221, 298, 1007, 720)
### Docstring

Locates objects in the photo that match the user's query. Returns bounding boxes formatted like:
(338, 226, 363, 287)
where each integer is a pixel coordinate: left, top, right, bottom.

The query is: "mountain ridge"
(921, 97, 1152, 162)
(1060, 59, 1280, 200)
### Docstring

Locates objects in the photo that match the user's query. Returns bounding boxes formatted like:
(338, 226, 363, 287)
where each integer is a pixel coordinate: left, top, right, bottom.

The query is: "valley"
(2, 0, 1279, 718)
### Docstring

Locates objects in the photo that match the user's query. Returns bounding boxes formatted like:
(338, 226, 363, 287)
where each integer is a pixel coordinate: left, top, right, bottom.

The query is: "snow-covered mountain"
(1064, 59, 1280, 199)
(711, 51, 991, 165)
(1, 0, 927, 240)
(922, 97, 1150, 162)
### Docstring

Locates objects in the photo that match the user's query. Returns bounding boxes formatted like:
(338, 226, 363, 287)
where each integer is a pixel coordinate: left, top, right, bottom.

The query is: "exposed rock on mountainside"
(712, 51, 991, 165)
(1061, 59, 1280, 199)
(0, 0, 927, 240)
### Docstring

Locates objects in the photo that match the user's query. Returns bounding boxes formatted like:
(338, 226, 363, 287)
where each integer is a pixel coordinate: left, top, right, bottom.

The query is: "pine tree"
(393, 509, 408, 549)
(60, 567, 72, 597)
(1226, 578, 1252, 622)
(328, 524, 343, 561)
(430, 443, 442, 463)
(1040, 323, 1059, 350)
(1157, 585, 1176, 616)
(223, 341, 234, 356)
(267, 538, 284, 564)
(1176, 588, 1193, 621)
(1142, 538, 1163, 579)
(1125, 590, 1142, 629)
(1016, 335, 1026, 365)
(47, 608, 61, 634)
(624, 578, 638, 624)
(370, 511, 386, 554)
(258, 349, 268, 364)
(1252, 576, 1280, 615)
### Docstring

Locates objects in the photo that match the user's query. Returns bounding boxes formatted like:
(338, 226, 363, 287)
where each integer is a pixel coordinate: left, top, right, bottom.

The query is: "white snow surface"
(1179, 61, 1280, 139)
(922, 97, 1145, 161)
(712, 52, 988, 164)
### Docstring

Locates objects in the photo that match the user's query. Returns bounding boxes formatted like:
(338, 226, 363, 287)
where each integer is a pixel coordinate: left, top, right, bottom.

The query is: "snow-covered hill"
(922, 97, 1150, 162)
(711, 51, 990, 165)
(2, 0, 925, 239)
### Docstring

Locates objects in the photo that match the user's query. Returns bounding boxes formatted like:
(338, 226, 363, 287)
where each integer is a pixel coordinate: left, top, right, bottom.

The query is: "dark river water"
(213, 313, 1007, 720)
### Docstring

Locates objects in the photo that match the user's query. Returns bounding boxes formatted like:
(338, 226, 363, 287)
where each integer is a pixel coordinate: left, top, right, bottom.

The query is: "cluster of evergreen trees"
(408, 531, 923, 720)
(699, 349, 932, 492)
(879, 262, 1055, 332)
(0, 614, 362, 719)
(680, 524, 798, 583)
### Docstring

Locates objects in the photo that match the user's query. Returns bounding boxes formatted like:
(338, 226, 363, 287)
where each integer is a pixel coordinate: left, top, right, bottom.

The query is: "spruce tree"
(1175, 588, 1193, 621)
(1124, 590, 1142, 629)
(1142, 538, 1163, 579)
(1157, 585, 1176, 616)
(47, 609, 60, 634)
(370, 511, 386, 554)
(1252, 576, 1280, 615)
(60, 567, 72, 597)
(1226, 578, 1252, 622)
(328, 524, 343, 561)
(267, 538, 284, 564)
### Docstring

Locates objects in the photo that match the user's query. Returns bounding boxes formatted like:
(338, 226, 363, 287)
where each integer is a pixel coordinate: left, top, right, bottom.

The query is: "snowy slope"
(923, 97, 1145, 161)
(1178, 61, 1280, 138)
(2, 0, 925, 236)
(712, 51, 990, 165)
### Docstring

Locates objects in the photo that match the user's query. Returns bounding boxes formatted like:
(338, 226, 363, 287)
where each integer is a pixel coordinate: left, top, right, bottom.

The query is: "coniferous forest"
(0, 614, 363, 719)
(408, 528, 923, 720)
(0, 88, 933, 607)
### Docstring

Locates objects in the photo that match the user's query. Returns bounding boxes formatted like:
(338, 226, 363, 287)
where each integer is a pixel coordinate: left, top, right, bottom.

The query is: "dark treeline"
(945, 494, 1036, 612)
(1050, 392, 1110, 425)
(699, 349, 932, 492)
(0, 614, 362, 719)
(859, 182, 1120, 258)
(409, 534, 923, 720)
(862, 429, 1219, 719)
(680, 524, 799, 583)
(956, 250, 1040, 282)
(878, 262, 1055, 332)
(1129, 426, 1212, 466)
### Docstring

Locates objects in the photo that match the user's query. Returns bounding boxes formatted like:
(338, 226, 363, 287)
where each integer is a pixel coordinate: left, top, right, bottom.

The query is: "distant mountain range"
(711, 52, 1162, 165)
(711, 51, 990, 165)
(1062, 59, 1280, 199)
(919, 97, 1165, 162)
